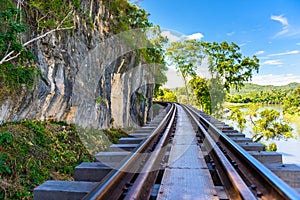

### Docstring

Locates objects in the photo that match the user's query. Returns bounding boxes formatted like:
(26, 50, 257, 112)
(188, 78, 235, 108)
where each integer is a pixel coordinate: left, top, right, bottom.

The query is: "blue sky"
(136, 0, 300, 87)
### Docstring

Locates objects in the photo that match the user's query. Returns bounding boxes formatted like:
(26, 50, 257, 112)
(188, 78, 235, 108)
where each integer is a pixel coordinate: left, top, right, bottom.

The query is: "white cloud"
(255, 50, 265, 55)
(297, 42, 300, 45)
(239, 41, 252, 47)
(270, 15, 300, 38)
(271, 15, 289, 37)
(251, 74, 300, 86)
(161, 31, 182, 43)
(261, 59, 283, 65)
(161, 30, 204, 43)
(271, 15, 289, 26)
(186, 33, 204, 40)
(269, 50, 299, 57)
(226, 31, 235, 36)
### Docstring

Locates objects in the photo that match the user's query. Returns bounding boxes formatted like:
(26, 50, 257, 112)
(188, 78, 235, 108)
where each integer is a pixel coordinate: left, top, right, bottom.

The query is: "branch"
(22, 26, 73, 47)
(0, 10, 74, 65)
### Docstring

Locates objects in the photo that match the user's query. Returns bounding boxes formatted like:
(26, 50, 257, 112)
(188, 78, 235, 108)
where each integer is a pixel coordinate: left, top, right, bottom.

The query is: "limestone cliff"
(0, 0, 160, 129)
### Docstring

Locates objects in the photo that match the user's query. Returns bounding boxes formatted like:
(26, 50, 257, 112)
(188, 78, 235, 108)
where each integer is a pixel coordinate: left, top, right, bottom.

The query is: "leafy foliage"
(201, 41, 260, 92)
(189, 76, 211, 114)
(154, 88, 178, 102)
(105, 0, 151, 33)
(226, 83, 300, 118)
(252, 109, 294, 142)
(166, 40, 259, 117)
(166, 39, 202, 102)
(228, 106, 295, 151)
(0, 3, 38, 93)
(28, 0, 79, 31)
(227, 108, 246, 132)
(283, 86, 300, 115)
(0, 120, 127, 199)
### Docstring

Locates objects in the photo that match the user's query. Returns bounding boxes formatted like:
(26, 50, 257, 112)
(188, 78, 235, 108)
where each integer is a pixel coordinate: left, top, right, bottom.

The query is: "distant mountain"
(230, 82, 300, 94)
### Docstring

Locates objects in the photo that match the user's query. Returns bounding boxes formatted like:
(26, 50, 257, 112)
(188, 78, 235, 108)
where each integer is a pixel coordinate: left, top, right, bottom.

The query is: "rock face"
(0, 1, 154, 129)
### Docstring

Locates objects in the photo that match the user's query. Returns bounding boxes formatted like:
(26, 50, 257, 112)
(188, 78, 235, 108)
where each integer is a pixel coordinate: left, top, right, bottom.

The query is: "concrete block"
(118, 137, 144, 144)
(239, 142, 265, 151)
(34, 180, 97, 200)
(224, 132, 246, 138)
(220, 126, 234, 131)
(128, 133, 149, 138)
(134, 130, 152, 134)
(74, 162, 117, 181)
(266, 164, 300, 188)
(249, 151, 282, 164)
(222, 130, 239, 133)
(231, 137, 252, 143)
(108, 143, 139, 152)
(95, 151, 131, 163)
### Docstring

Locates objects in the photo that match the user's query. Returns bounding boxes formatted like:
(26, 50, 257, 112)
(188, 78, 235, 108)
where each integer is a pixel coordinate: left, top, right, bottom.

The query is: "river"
(223, 105, 300, 166)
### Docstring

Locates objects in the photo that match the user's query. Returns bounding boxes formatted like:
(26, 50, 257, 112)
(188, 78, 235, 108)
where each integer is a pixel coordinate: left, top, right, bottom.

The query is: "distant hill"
(230, 82, 300, 94)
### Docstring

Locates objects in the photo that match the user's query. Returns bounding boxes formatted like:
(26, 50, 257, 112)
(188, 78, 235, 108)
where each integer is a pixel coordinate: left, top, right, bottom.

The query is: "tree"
(227, 108, 246, 132)
(201, 41, 260, 92)
(283, 86, 300, 115)
(0, 1, 74, 66)
(0, 1, 75, 94)
(198, 41, 259, 116)
(189, 76, 211, 114)
(154, 88, 177, 102)
(166, 39, 202, 103)
(229, 107, 294, 151)
(253, 109, 294, 151)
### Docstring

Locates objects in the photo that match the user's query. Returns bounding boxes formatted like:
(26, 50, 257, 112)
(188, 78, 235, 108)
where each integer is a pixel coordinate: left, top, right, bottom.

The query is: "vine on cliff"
(0, 2, 38, 96)
(0, 0, 76, 96)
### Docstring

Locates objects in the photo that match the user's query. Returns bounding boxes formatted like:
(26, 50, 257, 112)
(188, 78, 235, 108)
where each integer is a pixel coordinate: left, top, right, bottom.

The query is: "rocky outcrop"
(0, 1, 155, 129)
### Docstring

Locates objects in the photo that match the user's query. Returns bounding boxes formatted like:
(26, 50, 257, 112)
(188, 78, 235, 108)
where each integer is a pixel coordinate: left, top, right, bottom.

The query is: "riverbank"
(224, 103, 300, 166)
(225, 102, 300, 131)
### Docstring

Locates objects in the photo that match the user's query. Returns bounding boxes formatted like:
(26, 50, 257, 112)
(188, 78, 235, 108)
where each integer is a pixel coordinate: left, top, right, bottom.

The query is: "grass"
(0, 120, 127, 199)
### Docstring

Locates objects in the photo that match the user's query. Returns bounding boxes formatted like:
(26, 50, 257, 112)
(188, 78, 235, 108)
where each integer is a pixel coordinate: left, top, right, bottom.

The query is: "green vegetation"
(0, 3, 39, 97)
(164, 40, 259, 117)
(227, 83, 300, 104)
(227, 104, 295, 151)
(104, 0, 151, 33)
(201, 41, 259, 92)
(28, 0, 79, 31)
(154, 88, 177, 102)
(252, 109, 294, 143)
(283, 86, 300, 115)
(226, 83, 300, 117)
(225, 83, 300, 151)
(189, 76, 211, 113)
(0, 120, 127, 199)
(166, 40, 202, 103)
(104, 0, 168, 87)
(0, 0, 167, 99)
(95, 97, 107, 104)
(228, 108, 246, 132)
(0, 1, 166, 199)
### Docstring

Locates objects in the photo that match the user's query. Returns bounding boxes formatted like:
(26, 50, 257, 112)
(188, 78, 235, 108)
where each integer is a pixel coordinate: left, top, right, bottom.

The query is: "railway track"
(183, 105, 300, 200)
(34, 103, 300, 200)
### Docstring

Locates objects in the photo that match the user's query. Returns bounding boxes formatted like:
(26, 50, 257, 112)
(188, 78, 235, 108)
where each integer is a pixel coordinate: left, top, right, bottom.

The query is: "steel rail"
(124, 105, 177, 200)
(184, 105, 257, 199)
(82, 103, 176, 200)
(185, 105, 300, 200)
